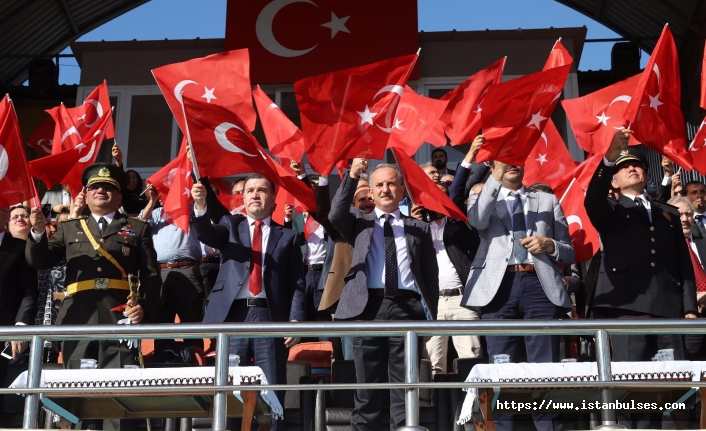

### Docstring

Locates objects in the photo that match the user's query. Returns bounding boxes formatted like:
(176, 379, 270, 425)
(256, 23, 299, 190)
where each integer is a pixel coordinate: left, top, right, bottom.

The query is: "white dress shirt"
(365, 208, 419, 292)
(30, 211, 116, 242)
(429, 218, 462, 291)
(500, 186, 534, 265)
(234, 216, 270, 300)
(622, 192, 652, 222)
(304, 213, 326, 265)
(61, 190, 71, 205)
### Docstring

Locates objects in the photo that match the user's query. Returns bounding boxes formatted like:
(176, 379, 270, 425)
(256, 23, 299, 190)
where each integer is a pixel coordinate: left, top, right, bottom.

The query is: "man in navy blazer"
(191, 173, 305, 431)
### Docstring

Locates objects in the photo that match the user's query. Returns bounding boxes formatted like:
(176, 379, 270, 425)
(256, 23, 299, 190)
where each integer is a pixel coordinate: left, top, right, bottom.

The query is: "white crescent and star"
(61, 126, 81, 143)
(214, 122, 258, 156)
(652, 63, 661, 86)
(526, 110, 548, 130)
(0, 144, 8, 181)
(598, 95, 632, 130)
(595, 111, 610, 126)
(566, 215, 583, 230)
(357, 105, 377, 126)
(35, 139, 52, 154)
(174, 80, 199, 103)
(372, 85, 404, 132)
(256, 0, 351, 57)
(83, 99, 103, 128)
(536, 153, 548, 165)
(77, 130, 100, 163)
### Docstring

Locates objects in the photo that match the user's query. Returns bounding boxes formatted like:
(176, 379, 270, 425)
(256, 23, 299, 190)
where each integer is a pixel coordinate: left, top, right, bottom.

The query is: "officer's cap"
(615, 147, 648, 171)
(82, 163, 127, 191)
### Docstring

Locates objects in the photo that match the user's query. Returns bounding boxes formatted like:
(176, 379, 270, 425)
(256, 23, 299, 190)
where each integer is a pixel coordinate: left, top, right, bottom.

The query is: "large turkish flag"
(225, 0, 418, 83)
(0, 96, 35, 207)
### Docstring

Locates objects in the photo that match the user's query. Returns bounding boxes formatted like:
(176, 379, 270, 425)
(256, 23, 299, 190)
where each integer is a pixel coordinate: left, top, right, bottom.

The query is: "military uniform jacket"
(585, 160, 697, 317)
(26, 214, 161, 320)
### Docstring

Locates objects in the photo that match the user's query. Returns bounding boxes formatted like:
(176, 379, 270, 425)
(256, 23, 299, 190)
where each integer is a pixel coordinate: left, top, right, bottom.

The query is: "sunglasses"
(87, 183, 118, 192)
(440, 180, 453, 186)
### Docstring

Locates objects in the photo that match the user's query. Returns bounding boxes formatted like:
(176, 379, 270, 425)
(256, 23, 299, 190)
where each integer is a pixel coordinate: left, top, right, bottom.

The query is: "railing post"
(593, 329, 625, 430)
(397, 330, 427, 431)
(22, 335, 43, 429)
(213, 332, 229, 431)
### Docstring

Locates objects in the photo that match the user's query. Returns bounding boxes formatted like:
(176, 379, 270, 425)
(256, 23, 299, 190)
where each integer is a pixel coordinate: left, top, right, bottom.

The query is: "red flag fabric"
(623, 24, 692, 170)
(522, 119, 577, 192)
(702, 40, 706, 110)
(47, 103, 81, 155)
(29, 109, 111, 197)
(0, 96, 35, 207)
(477, 63, 570, 165)
(438, 57, 505, 146)
(391, 147, 467, 221)
(387, 86, 449, 156)
(182, 95, 316, 213)
(26, 116, 54, 156)
(252, 86, 305, 160)
(543, 39, 572, 71)
(224, 0, 419, 84)
(559, 178, 599, 263)
(562, 74, 641, 155)
(553, 153, 602, 204)
(689, 40, 706, 175)
(145, 152, 194, 232)
(68, 80, 115, 141)
(295, 53, 417, 175)
(303, 214, 321, 240)
(152, 49, 256, 134)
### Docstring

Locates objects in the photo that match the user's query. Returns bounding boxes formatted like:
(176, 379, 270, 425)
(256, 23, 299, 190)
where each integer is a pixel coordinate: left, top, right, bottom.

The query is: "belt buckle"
(246, 297, 257, 307)
(95, 278, 109, 290)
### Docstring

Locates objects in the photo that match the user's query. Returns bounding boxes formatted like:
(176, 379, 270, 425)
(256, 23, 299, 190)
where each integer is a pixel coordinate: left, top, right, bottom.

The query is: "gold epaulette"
(62, 215, 88, 222)
(127, 215, 147, 223)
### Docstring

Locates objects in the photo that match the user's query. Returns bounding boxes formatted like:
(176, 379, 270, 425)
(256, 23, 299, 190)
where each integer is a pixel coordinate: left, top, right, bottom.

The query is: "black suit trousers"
(350, 294, 425, 431)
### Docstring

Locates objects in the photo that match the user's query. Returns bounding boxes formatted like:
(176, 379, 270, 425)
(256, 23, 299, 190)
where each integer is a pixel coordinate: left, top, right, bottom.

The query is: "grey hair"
(359, 173, 369, 182)
(369, 163, 405, 184)
(668, 196, 695, 213)
(420, 161, 433, 168)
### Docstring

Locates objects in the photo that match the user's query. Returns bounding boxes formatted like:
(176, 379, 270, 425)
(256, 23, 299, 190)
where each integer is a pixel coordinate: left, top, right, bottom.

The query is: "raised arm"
(329, 158, 367, 241)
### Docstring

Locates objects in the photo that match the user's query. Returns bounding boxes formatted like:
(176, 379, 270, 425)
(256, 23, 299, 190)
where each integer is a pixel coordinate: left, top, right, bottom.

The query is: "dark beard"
(433, 160, 446, 170)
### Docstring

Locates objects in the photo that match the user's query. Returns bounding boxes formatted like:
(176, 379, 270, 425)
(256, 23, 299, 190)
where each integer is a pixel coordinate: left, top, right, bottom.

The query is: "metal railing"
(4, 319, 706, 430)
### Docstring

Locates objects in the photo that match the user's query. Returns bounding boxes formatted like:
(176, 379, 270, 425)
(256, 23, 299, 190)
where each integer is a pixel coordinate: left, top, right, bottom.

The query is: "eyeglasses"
(10, 213, 29, 221)
(440, 180, 453, 186)
(87, 183, 118, 192)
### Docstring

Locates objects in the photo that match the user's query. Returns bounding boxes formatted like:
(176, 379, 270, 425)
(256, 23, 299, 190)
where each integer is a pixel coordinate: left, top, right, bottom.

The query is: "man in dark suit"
(668, 196, 706, 360)
(191, 173, 305, 431)
(329, 159, 439, 431)
(585, 130, 697, 364)
(0, 205, 37, 422)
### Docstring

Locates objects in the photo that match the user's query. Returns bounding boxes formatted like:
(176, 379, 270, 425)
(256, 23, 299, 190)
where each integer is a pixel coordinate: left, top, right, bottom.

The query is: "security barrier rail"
(4, 319, 706, 430)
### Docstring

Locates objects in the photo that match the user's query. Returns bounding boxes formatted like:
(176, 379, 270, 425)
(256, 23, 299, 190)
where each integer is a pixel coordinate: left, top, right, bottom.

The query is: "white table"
(458, 361, 700, 426)
(10, 365, 282, 427)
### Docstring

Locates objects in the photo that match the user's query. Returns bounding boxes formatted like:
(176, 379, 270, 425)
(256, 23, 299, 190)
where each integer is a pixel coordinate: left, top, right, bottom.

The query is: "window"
(126, 95, 173, 168)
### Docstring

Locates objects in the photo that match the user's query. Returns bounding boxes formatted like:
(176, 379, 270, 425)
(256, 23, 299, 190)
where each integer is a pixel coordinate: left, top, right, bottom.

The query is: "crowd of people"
(1, 128, 705, 430)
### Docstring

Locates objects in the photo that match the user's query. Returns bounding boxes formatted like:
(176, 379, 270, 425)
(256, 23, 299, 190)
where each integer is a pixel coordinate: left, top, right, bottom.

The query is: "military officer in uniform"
(26, 164, 161, 371)
(585, 130, 697, 366)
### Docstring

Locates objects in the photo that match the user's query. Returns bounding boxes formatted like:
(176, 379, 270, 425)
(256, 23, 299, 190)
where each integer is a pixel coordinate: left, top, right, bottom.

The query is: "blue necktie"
(510, 192, 528, 263)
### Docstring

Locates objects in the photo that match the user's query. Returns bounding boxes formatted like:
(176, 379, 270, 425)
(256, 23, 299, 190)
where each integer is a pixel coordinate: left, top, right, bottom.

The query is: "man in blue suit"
(191, 174, 305, 430)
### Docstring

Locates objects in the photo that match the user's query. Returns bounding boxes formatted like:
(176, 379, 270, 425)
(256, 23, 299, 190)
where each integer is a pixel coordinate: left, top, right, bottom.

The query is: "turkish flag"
(29, 108, 111, 197)
(152, 48, 256, 134)
(543, 39, 572, 71)
(252, 86, 305, 160)
(559, 179, 599, 263)
(477, 63, 570, 165)
(522, 119, 577, 192)
(68, 81, 115, 142)
(562, 74, 641, 155)
(553, 153, 602, 202)
(182, 95, 316, 213)
(224, 0, 418, 84)
(702, 41, 706, 110)
(391, 148, 467, 221)
(623, 24, 692, 170)
(689, 40, 706, 175)
(26, 115, 54, 156)
(387, 86, 449, 156)
(0, 96, 35, 207)
(295, 53, 417, 175)
(438, 57, 505, 146)
(146, 152, 194, 232)
(47, 103, 81, 155)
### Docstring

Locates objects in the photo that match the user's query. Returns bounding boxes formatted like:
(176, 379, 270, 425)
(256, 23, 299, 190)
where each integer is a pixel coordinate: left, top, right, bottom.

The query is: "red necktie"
(686, 237, 706, 292)
(249, 220, 264, 296)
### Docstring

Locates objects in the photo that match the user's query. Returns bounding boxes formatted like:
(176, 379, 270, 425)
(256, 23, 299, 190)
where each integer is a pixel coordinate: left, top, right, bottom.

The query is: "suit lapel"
(620, 195, 650, 222)
(493, 199, 513, 232)
(238, 218, 251, 249)
(264, 224, 283, 274)
(103, 216, 123, 238)
(403, 217, 416, 255)
(525, 193, 538, 236)
(85, 216, 102, 239)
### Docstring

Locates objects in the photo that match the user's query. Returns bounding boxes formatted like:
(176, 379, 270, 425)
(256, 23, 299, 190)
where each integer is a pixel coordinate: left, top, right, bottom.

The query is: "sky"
(57, 0, 649, 85)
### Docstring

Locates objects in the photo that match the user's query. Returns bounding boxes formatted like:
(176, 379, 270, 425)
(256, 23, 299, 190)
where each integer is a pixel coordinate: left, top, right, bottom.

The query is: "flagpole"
(559, 177, 576, 205)
(8, 96, 41, 207)
(179, 92, 201, 180)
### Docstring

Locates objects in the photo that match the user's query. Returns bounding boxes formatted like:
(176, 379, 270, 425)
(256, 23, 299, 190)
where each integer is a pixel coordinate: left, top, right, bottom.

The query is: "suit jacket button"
(677, 282, 681, 286)
(651, 238, 655, 242)
(505, 258, 509, 262)
(650, 226, 655, 231)
(97, 267, 102, 272)
(651, 262, 656, 267)
(612, 268, 616, 272)
(238, 282, 242, 286)
(100, 238, 105, 243)
(651, 249, 656, 254)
